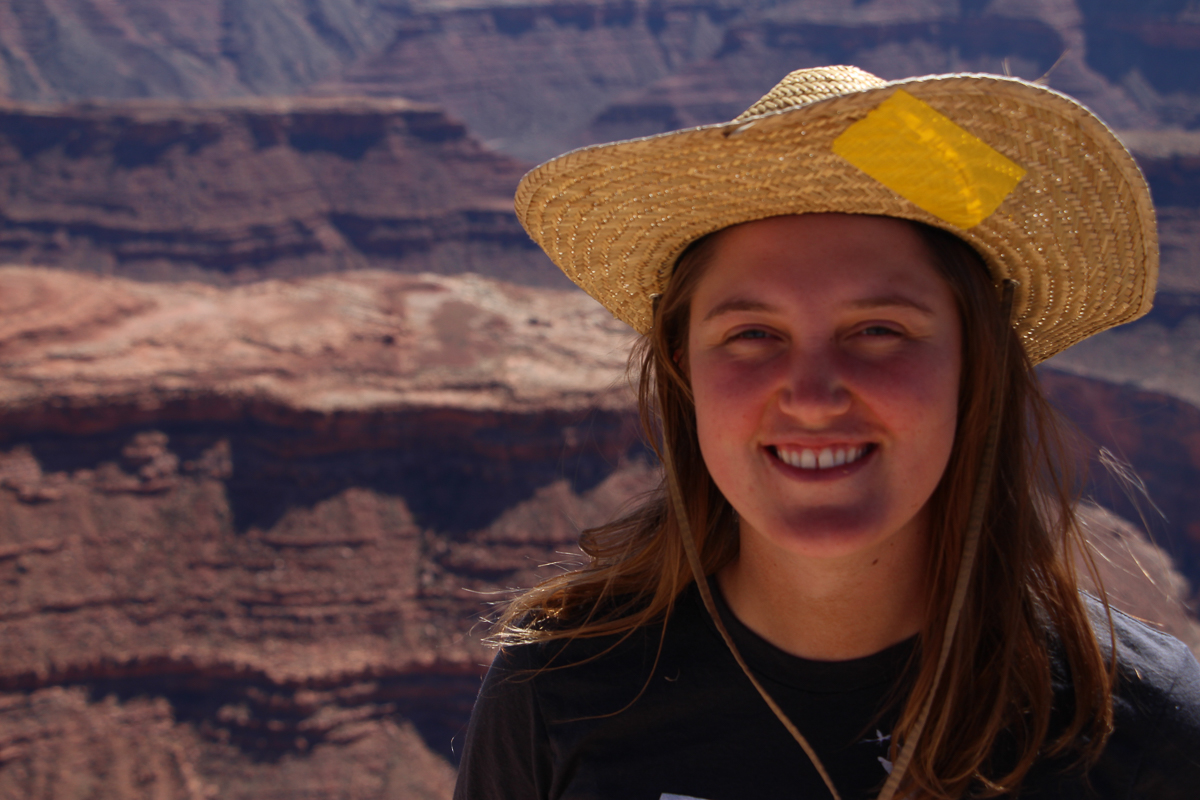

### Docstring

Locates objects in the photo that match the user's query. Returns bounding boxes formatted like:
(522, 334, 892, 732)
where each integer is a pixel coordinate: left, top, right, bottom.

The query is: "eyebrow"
(701, 298, 775, 322)
(848, 294, 935, 315)
(700, 293, 935, 322)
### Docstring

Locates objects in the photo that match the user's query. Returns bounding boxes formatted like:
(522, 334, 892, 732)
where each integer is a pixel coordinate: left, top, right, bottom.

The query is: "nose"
(776, 345, 852, 424)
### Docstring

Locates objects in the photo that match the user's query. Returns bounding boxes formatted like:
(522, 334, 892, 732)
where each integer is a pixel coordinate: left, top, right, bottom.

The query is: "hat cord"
(660, 280, 1017, 800)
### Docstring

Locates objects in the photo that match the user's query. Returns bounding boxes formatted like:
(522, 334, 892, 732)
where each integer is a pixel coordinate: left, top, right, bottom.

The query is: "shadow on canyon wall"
(19, 410, 643, 539)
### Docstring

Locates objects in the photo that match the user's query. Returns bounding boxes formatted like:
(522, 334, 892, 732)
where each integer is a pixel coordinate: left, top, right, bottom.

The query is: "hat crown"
(733, 65, 888, 122)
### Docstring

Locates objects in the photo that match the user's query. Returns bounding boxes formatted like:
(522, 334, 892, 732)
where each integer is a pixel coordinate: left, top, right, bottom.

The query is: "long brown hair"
(495, 216, 1114, 799)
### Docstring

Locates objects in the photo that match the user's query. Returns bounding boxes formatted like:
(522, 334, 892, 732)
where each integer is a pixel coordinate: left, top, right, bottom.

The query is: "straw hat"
(514, 65, 1158, 364)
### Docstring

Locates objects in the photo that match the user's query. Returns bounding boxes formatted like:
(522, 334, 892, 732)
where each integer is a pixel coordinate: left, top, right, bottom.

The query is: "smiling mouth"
(770, 444, 875, 470)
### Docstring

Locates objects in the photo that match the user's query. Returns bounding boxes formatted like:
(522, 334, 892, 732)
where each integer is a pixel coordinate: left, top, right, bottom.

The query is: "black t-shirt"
(454, 585, 1200, 800)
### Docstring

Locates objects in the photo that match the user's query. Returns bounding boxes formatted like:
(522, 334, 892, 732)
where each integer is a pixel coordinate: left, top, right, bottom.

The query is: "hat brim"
(514, 73, 1157, 364)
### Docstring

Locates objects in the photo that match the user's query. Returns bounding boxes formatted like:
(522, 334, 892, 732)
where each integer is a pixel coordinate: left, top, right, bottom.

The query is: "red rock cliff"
(0, 267, 644, 798)
(0, 97, 560, 287)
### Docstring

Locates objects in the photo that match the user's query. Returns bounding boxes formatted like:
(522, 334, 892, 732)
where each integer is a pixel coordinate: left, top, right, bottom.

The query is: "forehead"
(689, 214, 951, 310)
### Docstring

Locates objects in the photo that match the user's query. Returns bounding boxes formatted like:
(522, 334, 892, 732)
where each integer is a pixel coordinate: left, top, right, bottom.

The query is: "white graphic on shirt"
(862, 729, 894, 774)
(863, 728, 891, 747)
(660, 795, 710, 800)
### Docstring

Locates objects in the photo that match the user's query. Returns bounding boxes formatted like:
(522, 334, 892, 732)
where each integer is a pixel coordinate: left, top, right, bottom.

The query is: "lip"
(766, 443, 877, 480)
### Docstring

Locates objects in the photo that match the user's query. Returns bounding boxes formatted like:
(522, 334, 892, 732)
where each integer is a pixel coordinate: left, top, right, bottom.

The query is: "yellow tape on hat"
(832, 89, 1026, 229)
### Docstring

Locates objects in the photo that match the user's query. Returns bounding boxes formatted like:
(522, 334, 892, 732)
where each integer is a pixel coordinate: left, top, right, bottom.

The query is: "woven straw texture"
(514, 67, 1158, 364)
(733, 65, 886, 121)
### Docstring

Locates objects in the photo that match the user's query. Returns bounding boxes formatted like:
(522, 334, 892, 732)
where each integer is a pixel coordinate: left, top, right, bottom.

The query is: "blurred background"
(0, 0, 1197, 797)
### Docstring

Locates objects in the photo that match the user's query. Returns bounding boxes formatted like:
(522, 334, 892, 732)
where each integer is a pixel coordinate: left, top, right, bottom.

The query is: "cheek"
(845, 342, 960, 446)
(689, 355, 778, 442)
(689, 361, 774, 491)
(923, 343, 963, 446)
(873, 350, 961, 480)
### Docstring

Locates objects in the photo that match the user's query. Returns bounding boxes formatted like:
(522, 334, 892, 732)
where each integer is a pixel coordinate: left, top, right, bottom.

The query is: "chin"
(748, 505, 916, 560)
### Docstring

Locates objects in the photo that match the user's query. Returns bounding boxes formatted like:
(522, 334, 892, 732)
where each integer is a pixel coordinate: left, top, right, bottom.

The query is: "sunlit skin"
(686, 214, 962, 660)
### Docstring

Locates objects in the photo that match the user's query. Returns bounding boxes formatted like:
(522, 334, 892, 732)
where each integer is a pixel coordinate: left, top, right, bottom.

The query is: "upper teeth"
(776, 445, 867, 470)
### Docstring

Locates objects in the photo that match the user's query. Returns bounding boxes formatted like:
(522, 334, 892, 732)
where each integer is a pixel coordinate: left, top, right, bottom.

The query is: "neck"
(716, 520, 929, 661)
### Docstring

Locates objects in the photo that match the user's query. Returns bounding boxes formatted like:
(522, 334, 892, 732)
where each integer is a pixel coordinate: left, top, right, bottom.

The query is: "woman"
(454, 66, 1200, 800)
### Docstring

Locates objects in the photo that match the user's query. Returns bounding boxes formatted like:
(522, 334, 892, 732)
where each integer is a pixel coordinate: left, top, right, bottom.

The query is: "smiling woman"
(454, 66, 1200, 800)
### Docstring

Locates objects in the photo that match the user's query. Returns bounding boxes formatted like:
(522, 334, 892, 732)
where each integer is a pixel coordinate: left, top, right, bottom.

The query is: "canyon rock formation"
(0, 96, 561, 287)
(1, 1, 1197, 161)
(0, 267, 643, 798)
(0, 0, 390, 100)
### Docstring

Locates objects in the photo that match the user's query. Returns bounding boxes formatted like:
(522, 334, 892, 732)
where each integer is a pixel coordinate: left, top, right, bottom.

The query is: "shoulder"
(1090, 601, 1200, 794)
(488, 611, 674, 678)
(490, 589, 714, 682)
(454, 606, 701, 800)
(1094, 600, 1200, 713)
(465, 597, 697, 724)
(453, 642, 566, 800)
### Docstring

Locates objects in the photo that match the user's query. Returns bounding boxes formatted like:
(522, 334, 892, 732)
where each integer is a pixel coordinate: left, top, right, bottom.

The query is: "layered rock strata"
(0, 97, 559, 287)
(0, 267, 640, 798)
(4, 1, 1197, 163)
(0, 0, 389, 100)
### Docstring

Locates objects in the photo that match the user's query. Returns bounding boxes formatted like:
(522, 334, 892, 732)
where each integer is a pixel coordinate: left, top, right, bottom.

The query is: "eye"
(859, 324, 902, 337)
(725, 327, 776, 345)
(733, 328, 769, 340)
